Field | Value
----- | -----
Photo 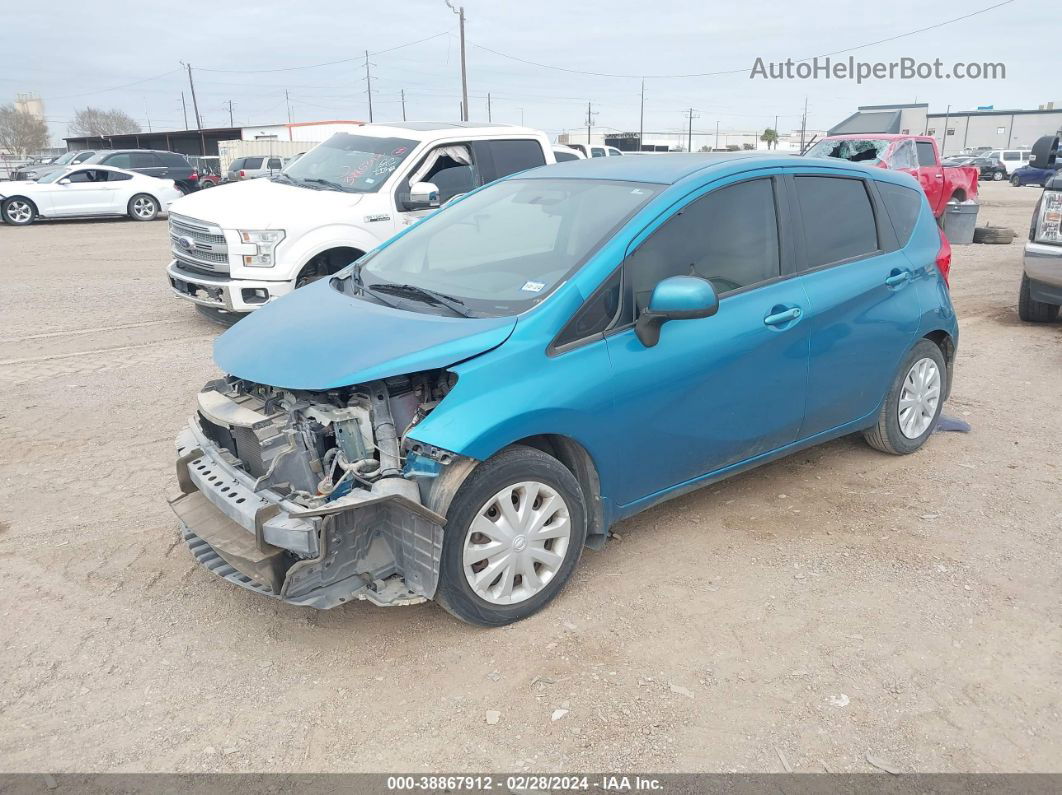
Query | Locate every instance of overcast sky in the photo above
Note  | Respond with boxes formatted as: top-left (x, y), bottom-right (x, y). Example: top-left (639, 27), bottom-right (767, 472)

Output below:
top-left (7, 0), bottom-right (1059, 144)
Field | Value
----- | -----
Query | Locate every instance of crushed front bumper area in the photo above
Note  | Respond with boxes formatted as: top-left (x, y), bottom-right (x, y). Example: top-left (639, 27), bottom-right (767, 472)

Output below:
top-left (170, 424), bottom-right (445, 609)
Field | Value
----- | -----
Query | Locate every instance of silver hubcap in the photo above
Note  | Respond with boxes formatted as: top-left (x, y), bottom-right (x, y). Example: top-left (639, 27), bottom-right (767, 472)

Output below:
top-left (898, 357), bottom-right (941, 439)
top-left (7, 201), bottom-right (31, 222)
top-left (462, 481), bottom-right (571, 605)
top-left (133, 197), bottom-right (155, 218)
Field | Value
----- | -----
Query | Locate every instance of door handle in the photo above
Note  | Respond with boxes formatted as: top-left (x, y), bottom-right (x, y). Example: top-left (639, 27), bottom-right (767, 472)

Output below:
top-left (885, 270), bottom-right (911, 287)
top-left (764, 306), bottom-right (802, 327)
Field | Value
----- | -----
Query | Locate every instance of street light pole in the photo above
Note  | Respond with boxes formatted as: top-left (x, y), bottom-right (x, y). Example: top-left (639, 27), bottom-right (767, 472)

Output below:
top-left (446, 1), bottom-right (469, 121)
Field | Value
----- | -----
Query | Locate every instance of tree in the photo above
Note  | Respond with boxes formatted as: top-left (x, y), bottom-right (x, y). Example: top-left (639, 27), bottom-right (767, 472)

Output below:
top-left (0, 105), bottom-right (49, 157)
top-left (69, 107), bottom-right (141, 137)
top-left (760, 127), bottom-right (779, 150)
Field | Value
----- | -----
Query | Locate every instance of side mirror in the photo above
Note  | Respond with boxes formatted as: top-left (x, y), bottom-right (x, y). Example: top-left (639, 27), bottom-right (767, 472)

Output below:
top-left (57, 178), bottom-right (71, 185)
top-left (404, 181), bottom-right (440, 211)
top-left (635, 275), bottom-right (719, 347)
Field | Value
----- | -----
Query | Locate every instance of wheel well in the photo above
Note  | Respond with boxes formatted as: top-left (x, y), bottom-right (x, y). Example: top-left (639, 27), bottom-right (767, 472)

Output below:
top-left (923, 330), bottom-right (956, 399)
top-left (4, 195), bottom-right (37, 210)
top-left (506, 434), bottom-right (608, 549)
top-left (296, 247), bottom-right (365, 282)
top-left (950, 189), bottom-right (967, 203)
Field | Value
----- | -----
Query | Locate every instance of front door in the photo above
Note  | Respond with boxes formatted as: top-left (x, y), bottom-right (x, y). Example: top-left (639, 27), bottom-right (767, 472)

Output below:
top-left (603, 174), bottom-right (810, 508)
top-left (47, 169), bottom-right (113, 215)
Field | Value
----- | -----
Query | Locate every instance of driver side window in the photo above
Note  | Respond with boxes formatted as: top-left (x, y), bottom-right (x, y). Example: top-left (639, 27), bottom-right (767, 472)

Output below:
top-left (407, 144), bottom-right (477, 206)
top-left (624, 177), bottom-right (780, 314)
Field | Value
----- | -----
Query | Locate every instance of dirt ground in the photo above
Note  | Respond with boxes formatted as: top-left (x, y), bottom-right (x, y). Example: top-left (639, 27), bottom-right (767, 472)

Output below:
top-left (0, 181), bottom-right (1059, 774)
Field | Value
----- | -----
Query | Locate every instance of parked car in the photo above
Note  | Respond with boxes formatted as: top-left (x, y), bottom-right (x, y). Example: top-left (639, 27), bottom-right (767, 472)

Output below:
top-left (169, 153), bottom-right (957, 625)
top-left (1019, 172), bottom-right (1062, 322)
top-left (982, 148), bottom-right (1032, 175)
top-left (0, 164), bottom-right (182, 226)
top-left (552, 144), bottom-right (586, 162)
top-left (12, 149), bottom-right (97, 181)
top-left (967, 157), bottom-right (1007, 181)
top-left (83, 150), bottom-right (200, 194)
top-left (166, 122), bottom-right (557, 320)
top-left (565, 142), bottom-right (624, 158)
top-left (225, 156), bottom-right (284, 182)
top-left (806, 134), bottom-right (978, 218)
top-left (1011, 164), bottom-right (1058, 187)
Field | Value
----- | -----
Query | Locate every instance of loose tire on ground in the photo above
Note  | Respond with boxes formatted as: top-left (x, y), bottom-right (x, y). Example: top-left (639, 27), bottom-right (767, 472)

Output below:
top-left (1018, 273), bottom-right (1060, 323)
top-left (128, 193), bottom-right (160, 221)
top-left (435, 445), bottom-right (587, 626)
top-left (973, 225), bottom-right (1016, 244)
top-left (864, 339), bottom-right (947, 456)
top-left (2, 197), bottom-right (37, 226)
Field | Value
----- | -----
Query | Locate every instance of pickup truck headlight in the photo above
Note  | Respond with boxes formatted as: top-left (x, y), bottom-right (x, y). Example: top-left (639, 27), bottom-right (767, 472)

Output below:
top-left (1034, 190), bottom-right (1062, 245)
top-left (238, 229), bottom-right (285, 266)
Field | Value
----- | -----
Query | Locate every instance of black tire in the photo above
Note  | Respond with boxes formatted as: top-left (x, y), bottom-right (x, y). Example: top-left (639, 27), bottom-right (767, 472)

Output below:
top-left (992, 171), bottom-right (1004, 181)
top-left (864, 340), bottom-right (947, 456)
top-left (127, 193), bottom-right (160, 221)
top-left (2, 196), bottom-right (37, 226)
top-left (1018, 273), bottom-right (1060, 323)
top-left (435, 445), bottom-right (587, 627)
top-left (195, 305), bottom-right (245, 327)
top-left (973, 226), bottom-right (1016, 244)
top-left (1010, 175), bottom-right (1020, 187)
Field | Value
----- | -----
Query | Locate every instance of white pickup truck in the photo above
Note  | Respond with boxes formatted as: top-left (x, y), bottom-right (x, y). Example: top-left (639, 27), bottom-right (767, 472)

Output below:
top-left (166, 122), bottom-right (556, 319)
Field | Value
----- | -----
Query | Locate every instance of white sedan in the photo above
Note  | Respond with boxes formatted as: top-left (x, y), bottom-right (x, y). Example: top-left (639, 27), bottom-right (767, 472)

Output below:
top-left (0, 164), bottom-right (183, 226)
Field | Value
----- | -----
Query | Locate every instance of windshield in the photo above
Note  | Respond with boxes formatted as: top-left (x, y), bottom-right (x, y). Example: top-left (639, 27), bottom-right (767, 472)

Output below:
top-left (806, 138), bottom-right (894, 164)
top-left (52, 151), bottom-right (80, 165)
top-left (350, 177), bottom-right (660, 316)
top-left (282, 133), bottom-right (417, 193)
top-left (37, 169), bottom-right (72, 184)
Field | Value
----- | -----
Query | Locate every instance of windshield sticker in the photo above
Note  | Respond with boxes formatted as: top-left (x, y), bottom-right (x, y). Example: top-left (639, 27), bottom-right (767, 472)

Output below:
top-left (521, 280), bottom-right (546, 293)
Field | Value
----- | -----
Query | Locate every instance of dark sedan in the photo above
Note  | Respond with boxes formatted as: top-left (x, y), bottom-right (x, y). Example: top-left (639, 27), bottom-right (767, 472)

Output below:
top-left (1011, 164), bottom-right (1059, 187)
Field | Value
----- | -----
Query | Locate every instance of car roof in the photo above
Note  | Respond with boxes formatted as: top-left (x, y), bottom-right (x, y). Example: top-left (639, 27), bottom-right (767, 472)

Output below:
top-left (350, 121), bottom-right (543, 141)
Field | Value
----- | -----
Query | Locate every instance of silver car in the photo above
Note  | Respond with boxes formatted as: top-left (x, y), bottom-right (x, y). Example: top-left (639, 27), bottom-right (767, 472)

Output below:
top-left (225, 156), bottom-right (284, 182)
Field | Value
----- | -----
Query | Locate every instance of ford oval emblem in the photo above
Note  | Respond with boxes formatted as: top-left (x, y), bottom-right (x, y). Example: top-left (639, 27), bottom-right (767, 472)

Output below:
top-left (177, 236), bottom-right (196, 251)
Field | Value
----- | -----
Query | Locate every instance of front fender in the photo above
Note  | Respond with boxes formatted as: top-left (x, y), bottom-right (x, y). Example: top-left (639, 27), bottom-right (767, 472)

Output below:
top-left (281, 224), bottom-right (390, 280)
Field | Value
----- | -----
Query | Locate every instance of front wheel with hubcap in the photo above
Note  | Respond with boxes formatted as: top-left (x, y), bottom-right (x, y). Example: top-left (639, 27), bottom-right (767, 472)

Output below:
top-left (864, 339), bottom-right (947, 455)
top-left (1010, 175), bottom-right (1020, 186)
top-left (435, 446), bottom-right (586, 626)
top-left (128, 193), bottom-right (159, 221)
top-left (2, 197), bottom-right (36, 225)
top-left (992, 171), bottom-right (1004, 181)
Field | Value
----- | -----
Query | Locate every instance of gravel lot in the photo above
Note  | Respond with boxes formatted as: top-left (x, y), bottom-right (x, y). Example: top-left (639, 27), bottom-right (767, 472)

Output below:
top-left (0, 182), bottom-right (1059, 773)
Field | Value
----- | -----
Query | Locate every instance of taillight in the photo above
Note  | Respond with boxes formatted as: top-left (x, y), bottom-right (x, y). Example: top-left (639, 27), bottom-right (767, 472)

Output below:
top-left (935, 227), bottom-right (952, 286)
top-left (239, 170), bottom-right (246, 178)
top-left (189, 170), bottom-right (199, 181)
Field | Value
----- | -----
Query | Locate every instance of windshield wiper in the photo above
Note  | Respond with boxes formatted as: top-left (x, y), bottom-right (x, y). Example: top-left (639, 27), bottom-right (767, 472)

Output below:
top-left (270, 172), bottom-right (299, 186)
top-left (332, 262), bottom-right (402, 309)
top-left (369, 283), bottom-right (474, 317)
top-left (302, 177), bottom-right (348, 192)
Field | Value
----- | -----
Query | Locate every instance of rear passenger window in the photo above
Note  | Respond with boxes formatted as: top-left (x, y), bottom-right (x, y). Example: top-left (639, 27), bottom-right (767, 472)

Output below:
top-left (244, 157), bottom-right (264, 169)
top-left (876, 182), bottom-right (922, 246)
top-left (794, 176), bottom-right (879, 268)
top-left (131, 152), bottom-right (160, 168)
top-left (626, 177), bottom-right (780, 312)
top-left (554, 151), bottom-right (579, 162)
top-left (162, 153), bottom-right (188, 166)
top-left (487, 140), bottom-right (546, 180)
top-left (104, 153), bottom-right (132, 169)
top-left (915, 142), bottom-right (937, 167)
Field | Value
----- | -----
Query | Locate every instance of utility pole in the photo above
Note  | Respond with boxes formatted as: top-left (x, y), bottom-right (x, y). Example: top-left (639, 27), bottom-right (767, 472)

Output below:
top-left (585, 101), bottom-right (597, 145)
top-left (183, 62), bottom-right (202, 130)
top-left (684, 107), bottom-right (699, 152)
top-left (940, 103), bottom-right (951, 156)
top-left (799, 96), bottom-right (808, 152)
top-left (401, 89), bottom-right (407, 121)
top-left (284, 90), bottom-right (292, 124)
top-left (715, 120), bottom-right (720, 150)
top-left (364, 51), bottom-right (374, 123)
top-left (487, 92), bottom-right (492, 123)
top-left (518, 107), bottom-right (524, 126)
top-left (639, 79), bottom-right (645, 152)
top-left (227, 100), bottom-right (235, 128)
top-left (773, 114), bottom-right (778, 150)
top-left (445, 2), bottom-right (469, 121)
top-left (181, 92), bottom-right (189, 130)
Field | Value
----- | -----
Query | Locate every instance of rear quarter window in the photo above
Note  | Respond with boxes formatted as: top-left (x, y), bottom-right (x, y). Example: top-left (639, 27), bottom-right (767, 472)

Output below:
top-left (161, 152), bottom-right (189, 166)
top-left (915, 141), bottom-right (937, 167)
top-left (876, 181), bottom-right (922, 247)
top-left (244, 157), bottom-right (264, 169)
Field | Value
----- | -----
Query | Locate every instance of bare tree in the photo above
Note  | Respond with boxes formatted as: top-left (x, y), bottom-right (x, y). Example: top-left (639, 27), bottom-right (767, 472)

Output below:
top-left (0, 105), bottom-right (49, 157)
top-left (69, 107), bottom-right (141, 137)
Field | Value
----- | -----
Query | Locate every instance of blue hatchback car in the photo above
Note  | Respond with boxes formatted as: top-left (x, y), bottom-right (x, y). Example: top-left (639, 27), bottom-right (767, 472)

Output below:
top-left (170, 154), bottom-right (957, 626)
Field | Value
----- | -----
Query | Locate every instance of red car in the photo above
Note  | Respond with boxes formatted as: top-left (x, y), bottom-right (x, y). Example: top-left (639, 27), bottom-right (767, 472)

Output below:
top-left (806, 134), bottom-right (979, 218)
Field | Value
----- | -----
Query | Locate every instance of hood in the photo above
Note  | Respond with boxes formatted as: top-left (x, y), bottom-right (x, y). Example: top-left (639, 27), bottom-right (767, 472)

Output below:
top-left (214, 278), bottom-right (517, 390)
top-left (171, 177), bottom-right (364, 228)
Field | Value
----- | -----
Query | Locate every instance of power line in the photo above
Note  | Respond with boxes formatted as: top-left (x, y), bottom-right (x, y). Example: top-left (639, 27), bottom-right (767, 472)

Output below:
top-left (471, 0), bottom-right (1014, 79)
top-left (48, 69), bottom-right (181, 101)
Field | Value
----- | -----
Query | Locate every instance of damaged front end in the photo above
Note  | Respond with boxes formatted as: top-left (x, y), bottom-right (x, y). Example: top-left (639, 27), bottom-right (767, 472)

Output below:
top-left (169, 371), bottom-right (472, 608)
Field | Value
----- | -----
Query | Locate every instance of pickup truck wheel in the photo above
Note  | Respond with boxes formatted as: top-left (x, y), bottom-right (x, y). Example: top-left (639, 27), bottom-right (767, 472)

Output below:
top-left (128, 194), bottom-right (159, 221)
top-left (2, 197), bottom-right (37, 225)
top-left (864, 340), bottom-right (946, 455)
top-left (1018, 273), bottom-right (1060, 323)
top-left (435, 445), bottom-right (587, 626)
top-left (195, 305), bottom-right (245, 327)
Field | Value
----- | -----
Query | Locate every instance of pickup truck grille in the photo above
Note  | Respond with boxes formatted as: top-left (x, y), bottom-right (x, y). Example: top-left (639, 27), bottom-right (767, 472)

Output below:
top-left (170, 213), bottom-right (230, 273)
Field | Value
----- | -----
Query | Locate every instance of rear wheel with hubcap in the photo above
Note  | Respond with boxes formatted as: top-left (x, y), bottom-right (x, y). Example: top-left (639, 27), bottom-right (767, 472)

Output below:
top-left (128, 193), bottom-right (159, 221)
top-left (2, 197), bottom-right (36, 225)
top-left (864, 339), bottom-right (947, 455)
top-left (436, 446), bottom-right (586, 626)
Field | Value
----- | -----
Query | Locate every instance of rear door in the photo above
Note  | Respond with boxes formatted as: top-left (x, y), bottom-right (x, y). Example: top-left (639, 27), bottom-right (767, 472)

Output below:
top-left (786, 170), bottom-right (921, 438)
top-left (914, 140), bottom-right (944, 212)
top-left (474, 139), bottom-right (547, 185)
